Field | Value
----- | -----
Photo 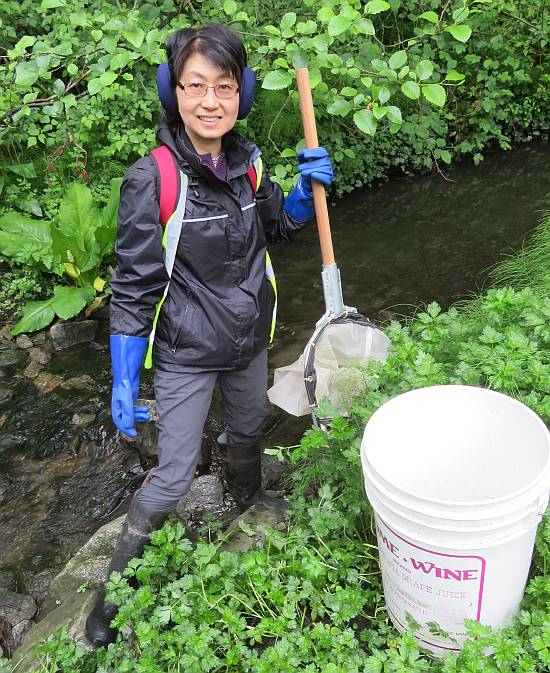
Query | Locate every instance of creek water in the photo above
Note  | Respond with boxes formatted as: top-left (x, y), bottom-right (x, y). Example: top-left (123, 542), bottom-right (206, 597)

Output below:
top-left (1, 141), bottom-right (549, 584)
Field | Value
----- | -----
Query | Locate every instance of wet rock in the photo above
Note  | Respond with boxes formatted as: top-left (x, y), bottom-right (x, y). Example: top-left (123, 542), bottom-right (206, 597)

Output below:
top-left (0, 616), bottom-right (15, 658)
top-left (0, 414), bottom-right (6, 429)
top-left (0, 387), bottom-right (13, 404)
top-left (261, 452), bottom-right (292, 489)
top-left (15, 335), bottom-right (33, 350)
top-left (11, 592), bottom-right (96, 671)
top-left (0, 571), bottom-right (16, 592)
top-left (11, 619), bottom-right (33, 652)
top-left (60, 374), bottom-right (94, 390)
top-left (49, 515), bottom-right (125, 602)
top-left (71, 413), bottom-right (96, 428)
top-left (0, 325), bottom-right (13, 342)
top-left (0, 591), bottom-right (37, 626)
top-left (32, 371), bottom-right (63, 394)
top-left (49, 321), bottom-right (97, 350)
top-left (31, 332), bottom-right (47, 347)
top-left (0, 474), bottom-right (16, 506)
top-left (0, 349), bottom-right (25, 368)
top-left (26, 569), bottom-right (56, 604)
top-left (176, 475), bottom-right (224, 519)
top-left (23, 360), bottom-right (43, 379)
top-left (223, 504), bottom-right (289, 554)
top-left (29, 347), bottom-right (51, 365)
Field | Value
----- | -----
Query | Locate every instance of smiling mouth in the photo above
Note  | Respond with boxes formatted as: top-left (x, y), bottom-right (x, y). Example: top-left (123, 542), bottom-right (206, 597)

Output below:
top-left (197, 116), bottom-right (222, 124)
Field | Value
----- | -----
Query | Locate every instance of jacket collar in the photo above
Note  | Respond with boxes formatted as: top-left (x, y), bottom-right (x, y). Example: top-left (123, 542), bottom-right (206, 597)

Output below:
top-left (156, 119), bottom-right (260, 182)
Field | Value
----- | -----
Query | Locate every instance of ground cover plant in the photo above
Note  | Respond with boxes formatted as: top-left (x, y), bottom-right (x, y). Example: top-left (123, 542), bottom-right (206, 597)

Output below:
top-left (3, 214), bottom-right (549, 672)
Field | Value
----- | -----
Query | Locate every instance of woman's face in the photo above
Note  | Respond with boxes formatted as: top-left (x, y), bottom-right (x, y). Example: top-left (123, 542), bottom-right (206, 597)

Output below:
top-left (176, 52), bottom-right (240, 155)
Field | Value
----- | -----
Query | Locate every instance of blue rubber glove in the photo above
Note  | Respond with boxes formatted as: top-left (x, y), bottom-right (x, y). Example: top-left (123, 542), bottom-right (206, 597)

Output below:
top-left (284, 147), bottom-right (334, 222)
top-left (110, 335), bottom-right (150, 438)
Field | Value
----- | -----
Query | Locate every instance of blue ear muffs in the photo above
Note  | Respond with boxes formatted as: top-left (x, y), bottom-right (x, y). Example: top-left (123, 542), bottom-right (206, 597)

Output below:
top-left (156, 61), bottom-right (256, 120)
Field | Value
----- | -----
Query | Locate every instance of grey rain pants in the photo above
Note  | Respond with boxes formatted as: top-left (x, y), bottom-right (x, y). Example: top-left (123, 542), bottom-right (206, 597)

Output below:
top-left (136, 348), bottom-right (268, 513)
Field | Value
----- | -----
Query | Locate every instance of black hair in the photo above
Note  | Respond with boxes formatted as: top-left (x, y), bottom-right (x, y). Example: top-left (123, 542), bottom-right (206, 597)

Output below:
top-left (164, 24), bottom-right (246, 129)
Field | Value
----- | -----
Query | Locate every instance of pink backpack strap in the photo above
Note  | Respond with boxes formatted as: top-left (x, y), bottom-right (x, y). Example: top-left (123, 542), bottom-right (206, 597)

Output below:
top-left (247, 165), bottom-right (257, 195)
top-left (150, 145), bottom-right (178, 225)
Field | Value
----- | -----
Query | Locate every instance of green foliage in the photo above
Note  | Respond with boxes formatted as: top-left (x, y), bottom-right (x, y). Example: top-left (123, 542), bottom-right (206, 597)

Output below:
top-left (0, 262), bottom-right (48, 321)
top-left (1, 0), bottom-right (548, 208)
top-left (1, 178), bottom-right (121, 333)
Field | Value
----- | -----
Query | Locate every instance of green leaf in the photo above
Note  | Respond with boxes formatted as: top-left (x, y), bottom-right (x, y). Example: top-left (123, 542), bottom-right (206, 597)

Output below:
top-left (52, 286), bottom-right (93, 320)
top-left (15, 35), bottom-right (37, 51)
top-left (55, 183), bottom-right (102, 272)
top-left (122, 27), bottom-right (145, 48)
top-left (401, 80), bottom-right (420, 99)
top-left (53, 79), bottom-right (65, 95)
top-left (389, 50), bottom-right (407, 70)
top-left (67, 63), bottom-right (78, 75)
top-left (446, 24), bottom-right (472, 43)
top-left (110, 51), bottom-right (131, 70)
top-left (262, 70), bottom-right (292, 90)
top-left (327, 100), bottom-right (352, 116)
top-left (0, 213), bottom-right (55, 268)
top-left (41, 0), bottom-right (65, 8)
top-left (439, 150), bottom-right (452, 164)
top-left (422, 83), bottom-right (446, 107)
top-left (99, 71), bottom-right (117, 88)
top-left (223, 0), bottom-right (237, 15)
top-left (386, 105), bottom-right (402, 124)
top-left (312, 33), bottom-right (330, 51)
top-left (378, 86), bottom-right (390, 104)
top-left (11, 299), bottom-right (56, 335)
top-left (416, 59), bottom-right (434, 81)
top-left (328, 15), bottom-right (353, 37)
top-left (444, 70), bottom-right (465, 82)
top-left (356, 18), bottom-right (375, 35)
top-left (87, 77), bottom-right (102, 95)
top-left (280, 12), bottom-right (297, 32)
top-left (97, 178), bottom-right (122, 256)
top-left (6, 162), bottom-right (36, 178)
top-left (365, 0), bottom-right (390, 14)
top-left (353, 108), bottom-right (377, 136)
top-left (418, 11), bottom-right (439, 23)
top-left (15, 62), bottom-right (39, 88)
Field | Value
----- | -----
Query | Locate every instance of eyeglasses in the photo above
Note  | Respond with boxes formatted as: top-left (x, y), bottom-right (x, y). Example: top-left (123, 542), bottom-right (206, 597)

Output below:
top-left (177, 81), bottom-right (239, 99)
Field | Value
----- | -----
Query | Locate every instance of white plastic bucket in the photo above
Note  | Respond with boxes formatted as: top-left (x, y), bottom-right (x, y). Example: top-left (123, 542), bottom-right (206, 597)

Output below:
top-left (360, 385), bottom-right (550, 655)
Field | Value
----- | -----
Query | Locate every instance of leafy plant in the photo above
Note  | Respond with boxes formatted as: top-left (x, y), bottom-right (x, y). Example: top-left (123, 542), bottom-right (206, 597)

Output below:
top-left (0, 178), bottom-right (122, 334)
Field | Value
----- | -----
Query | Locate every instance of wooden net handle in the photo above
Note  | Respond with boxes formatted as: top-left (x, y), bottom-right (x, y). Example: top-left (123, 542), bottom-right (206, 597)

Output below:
top-left (295, 68), bottom-right (335, 266)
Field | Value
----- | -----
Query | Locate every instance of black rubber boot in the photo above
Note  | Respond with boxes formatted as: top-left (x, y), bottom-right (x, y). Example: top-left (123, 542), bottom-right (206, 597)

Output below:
top-left (217, 435), bottom-right (290, 512)
top-left (85, 496), bottom-right (169, 648)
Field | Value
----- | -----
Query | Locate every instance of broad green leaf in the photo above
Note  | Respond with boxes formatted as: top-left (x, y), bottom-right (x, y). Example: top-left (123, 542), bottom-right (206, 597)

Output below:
top-left (15, 35), bottom-right (36, 51)
top-left (328, 15), bottom-right (353, 37)
top-left (91, 29), bottom-right (103, 42)
top-left (378, 86), bottom-right (390, 104)
top-left (11, 299), bottom-right (56, 335)
top-left (262, 70), bottom-right (292, 90)
top-left (41, 0), bottom-right (66, 9)
top-left (389, 50), bottom-right (407, 69)
top-left (353, 108), bottom-right (377, 136)
top-left (446, 24), bottom-right (472, 43)
top-left (15, 62), bottom-right (39, 87)
top-left (122, 27), bottom-right (145, 48)
top-left (401, 80), bottom-right (420, 99)
top-left (418, 11), bottom-right (438, 23)
top-left (52, 285), bottom-right (93, 320)
top-left (444, 70), bottom-right (465, 82)
top-left (88, 77), bottom-right (103, 95)
top-left (317, 6), bottom-right (335, 23)
top-left (416, 59), bottom-right (434, 81)
top-left (373, 105), bottom-right (386, 120)
top-left (55, 183), bottom-right (102, 271)
top-left (0, 213), bottom-right (55, 269)
top-left (386, 105), bottom-right (402, 124)
top-left (67, 63), bottom-right (78, 75)
top-left (97, 178), bottom-right (122, 256)
top-left (439, 150), bottom-right (452, 164)
top-left (99, 71), bottom-right (117, 88)
top-left (53, 79), bottom-right (65, 95)
top-left (327, 100), bottom-right (352, 116)
top-left (110, 51), bottom-right (131, 70)
top-left (6, 162), bottom-right (37, 178)
top-left (312, 33), bottom-right (330, 51)
top-left (341, 87), bottom-right (357, 96)
top-left (365, 0), bottom-right (390, 14)
top-left (223, 0), bottom-right (237, 15)
top-left (422, 83), bottom-right (446, 107)
top-left (356, 18), bottom-right (375, 35)
top-left (281, 12), bottom-right (297, 31)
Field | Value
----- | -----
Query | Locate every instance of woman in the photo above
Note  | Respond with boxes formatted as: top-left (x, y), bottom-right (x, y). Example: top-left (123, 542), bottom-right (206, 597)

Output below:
top-left (86, 24), bottom-right (333, 647)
